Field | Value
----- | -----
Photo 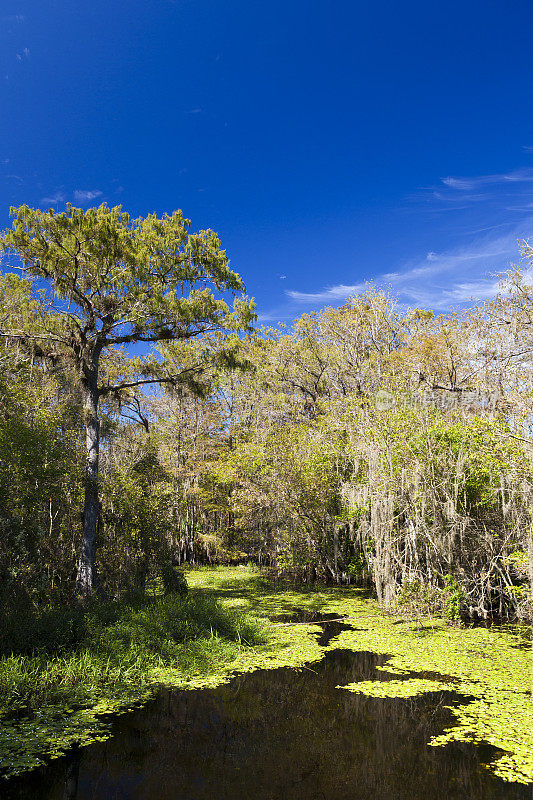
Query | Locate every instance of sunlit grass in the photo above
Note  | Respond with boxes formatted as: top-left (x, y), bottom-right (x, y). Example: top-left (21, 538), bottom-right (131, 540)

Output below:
top-left (0, 590), bottom-right (265, 721)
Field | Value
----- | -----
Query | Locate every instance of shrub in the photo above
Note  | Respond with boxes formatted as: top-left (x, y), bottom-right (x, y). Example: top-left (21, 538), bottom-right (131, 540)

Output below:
top-left (442, 575), bottom-right (466, 622)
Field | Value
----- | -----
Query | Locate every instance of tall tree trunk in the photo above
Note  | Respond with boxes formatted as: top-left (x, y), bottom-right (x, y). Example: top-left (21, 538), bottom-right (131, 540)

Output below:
top-left (76, 367), bottom-right (100, 595)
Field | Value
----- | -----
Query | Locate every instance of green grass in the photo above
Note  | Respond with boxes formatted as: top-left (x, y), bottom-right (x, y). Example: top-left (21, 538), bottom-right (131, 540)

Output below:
top-left (0, 592), bottom-right (264, 718)
top-left (0, 587), bottom-right (267, 777)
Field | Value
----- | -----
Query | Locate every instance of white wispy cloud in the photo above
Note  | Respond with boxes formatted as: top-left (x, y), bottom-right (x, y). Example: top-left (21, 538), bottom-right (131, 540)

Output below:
top-left (73, 189), bottom-right (102, 203)
top-left (441, 176), bottom-right (473, 190)
top-left (441, 167), bottom-right (533, 192)
top-left (16, 47), bottom-right (30, 62)
top-left (256, 310), bottom-right (286, 323)
top-left (40, 189), bottom-right (103, 206)
top-left (408, 159), bottom-right (533, 230)
top-left (263, 153), bottom-right (533, 323)
top-left (396, 233), bottom-right (523, 307)
top-left (3, 14), bottom-right (25, 23)
top-left (41, 191), bottom-right (66, 205)
top-left (282, 227), bottom-right (531, 314)
top-left (287, 282), bottom-right (368, 303)
top-left (442, 279), bottom-right (503, 303)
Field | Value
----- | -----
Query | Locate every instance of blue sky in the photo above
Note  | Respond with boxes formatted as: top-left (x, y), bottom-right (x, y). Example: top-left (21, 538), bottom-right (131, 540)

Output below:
top-left (2, 0), bottom-right (533, 324)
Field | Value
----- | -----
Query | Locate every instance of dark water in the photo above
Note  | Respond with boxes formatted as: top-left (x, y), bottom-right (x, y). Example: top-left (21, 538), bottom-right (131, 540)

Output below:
top-left (269, 609), bottom-right (356, 646)
top-left (3, 618), bottom-right (532, 800)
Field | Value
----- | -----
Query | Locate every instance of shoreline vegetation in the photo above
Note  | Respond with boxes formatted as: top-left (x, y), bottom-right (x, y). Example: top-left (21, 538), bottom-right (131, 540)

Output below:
top-left (0, 566), bottom-right (531, 785)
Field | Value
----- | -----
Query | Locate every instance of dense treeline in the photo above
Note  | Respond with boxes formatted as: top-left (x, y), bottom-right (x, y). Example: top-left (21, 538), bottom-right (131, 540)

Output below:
top-left (196, 285), bottom-right (533, 621)
top-left (0, 205), bottom-right (532, 623)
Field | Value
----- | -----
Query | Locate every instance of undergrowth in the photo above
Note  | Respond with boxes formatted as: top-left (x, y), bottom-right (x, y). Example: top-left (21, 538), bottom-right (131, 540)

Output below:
top-left (0, 591), bottom-right (265, 722)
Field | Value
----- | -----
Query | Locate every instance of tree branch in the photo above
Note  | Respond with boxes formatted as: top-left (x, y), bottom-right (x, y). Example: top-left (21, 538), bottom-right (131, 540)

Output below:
top-left (99, 365), bottom-right (203, 395)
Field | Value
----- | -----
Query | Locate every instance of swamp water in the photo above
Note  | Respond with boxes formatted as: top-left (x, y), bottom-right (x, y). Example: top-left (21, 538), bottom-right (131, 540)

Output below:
top-left (3, 615), bottom-right (531, 800)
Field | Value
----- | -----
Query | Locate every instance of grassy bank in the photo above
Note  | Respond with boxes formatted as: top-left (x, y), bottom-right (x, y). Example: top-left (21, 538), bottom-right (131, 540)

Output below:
top-left (0, 566), bottom-right (531, 785)
top-left (0, 586), bottom-right (266, 777)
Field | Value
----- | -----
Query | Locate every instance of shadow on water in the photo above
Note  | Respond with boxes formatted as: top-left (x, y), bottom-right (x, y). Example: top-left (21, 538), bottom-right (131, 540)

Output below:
top-left (3, 617), bottom-right (532, 800)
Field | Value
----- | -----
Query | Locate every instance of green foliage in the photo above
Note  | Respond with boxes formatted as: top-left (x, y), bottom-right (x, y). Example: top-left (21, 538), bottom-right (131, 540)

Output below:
top-left (503, 549), bottom-right (529, 575)
top-left (0, 204), bottom-right (254, 341)
top-left (442, 574), bottom-right (466, 622)
top-left (0, 350), bottom-right (83, 606)
top-left (160, 564), bottom-right (188, 595)
top-left (395, 576), bottom-right (470, 624)
top-left (346, 553), bottom-right (367, 580)
top-left (90, 593), bottom-right (262, 657)
top-left (0, 607), bottom-right (86, 658)
top-left (396, 581), bottom-right (443, 618)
